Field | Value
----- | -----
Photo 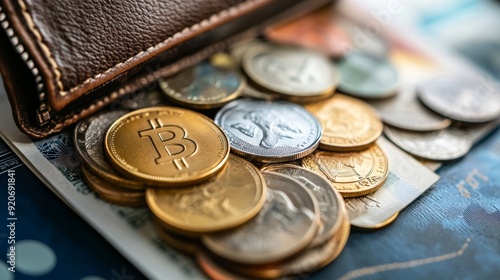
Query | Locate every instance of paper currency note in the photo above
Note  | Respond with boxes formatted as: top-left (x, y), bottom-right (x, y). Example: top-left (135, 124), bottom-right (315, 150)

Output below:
top-left (0, 84), bottom-right (204, 280)
top-left (346, 137), bottom-right (440, 227)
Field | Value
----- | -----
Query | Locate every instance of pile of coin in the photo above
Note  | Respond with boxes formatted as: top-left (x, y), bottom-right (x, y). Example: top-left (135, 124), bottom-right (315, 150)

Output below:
top-left (72, 36), bottom-right (500, 279)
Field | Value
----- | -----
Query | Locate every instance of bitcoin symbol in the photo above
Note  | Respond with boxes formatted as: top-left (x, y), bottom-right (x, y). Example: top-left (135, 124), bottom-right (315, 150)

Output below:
top-left (139, 118), bottom-right (197, 170)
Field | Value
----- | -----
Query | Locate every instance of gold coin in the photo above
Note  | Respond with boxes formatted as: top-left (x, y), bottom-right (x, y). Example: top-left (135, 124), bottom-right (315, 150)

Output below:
top-left (301, 143), bottom-right (389, 198)
top-left (154, 221), bottom-right (200, 255)
top-left (81, 165), bottom-right (146, 207)
top-left (305, 94), bottom-right (383, 151)
top-left (352, 211), bottom-right (399, 231)
top-left (147, 154), bottom-right (267, 233)
top-left (105, 106), bottom-right (230, 187)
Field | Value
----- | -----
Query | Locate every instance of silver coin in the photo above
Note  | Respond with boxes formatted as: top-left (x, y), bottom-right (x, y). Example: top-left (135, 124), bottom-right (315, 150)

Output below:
top-left (214, 99), bottom-right (322, 163)
top-left (74, 110), bottom-right (145, 190)
top-left (336, 51), bottom-right (399, 99)
top-left (384, 126), bottom-right (472, 161)
top-left (202, 171), bottom-right (319, 265)
top-left (368, 84), bottom-right (451, 131)
top-left (242, 44), bottom-right (337, 100)
top-left (159, 62), bottom-right (245, 109)
top-left (261, 164), bottom-right (344, 247)
top-left (418, 75), bottom-right (500, 123)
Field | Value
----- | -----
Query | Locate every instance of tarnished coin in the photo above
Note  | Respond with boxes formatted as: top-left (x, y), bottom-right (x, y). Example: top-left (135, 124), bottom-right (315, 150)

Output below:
top-left (301, 144), bottom-right (389, 198)
top-left (352, 211), bottom-right (399, 230)
top-left (242, 43), bottom-right (337, 102)
top-left (147, 155), bottom-right (266, 233)
top-left (384, 126), bottom-right (472, 161)
top-left (368, 85), bottom-right (451, 131)
top-left (105, 106), bottom-right (230, 187)
top-left (202, 172), bottom-right (319, 265)
top-left (305, 94), bottom-right (383, 151)
top-left (261, 164), bottom-right (344, 246)
top-left (81, 166), bottom-right (146, 207)
top-left (74, 110), bottom-right (145, 190)
top-left (214, 99), bottom-right (322, 163)
top-left (159, 63), bottom-right (245, 109)
top-left (418, 75), bottom-right (500, 123)
top-left (336, 51), bottom-right (399, 99)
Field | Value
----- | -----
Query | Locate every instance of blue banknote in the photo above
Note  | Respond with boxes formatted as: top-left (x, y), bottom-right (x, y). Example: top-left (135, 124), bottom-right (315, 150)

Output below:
top-left (311, 127), bottom-right (500, 280)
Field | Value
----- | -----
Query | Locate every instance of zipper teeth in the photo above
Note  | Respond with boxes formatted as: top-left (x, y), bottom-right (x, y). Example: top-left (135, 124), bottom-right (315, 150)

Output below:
top-left (0, 6), bottom-right (48, 113)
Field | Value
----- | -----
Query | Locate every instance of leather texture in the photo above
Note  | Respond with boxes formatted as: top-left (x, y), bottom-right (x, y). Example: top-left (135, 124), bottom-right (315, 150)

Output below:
top-left (0, 0), bottom-right (331, 138)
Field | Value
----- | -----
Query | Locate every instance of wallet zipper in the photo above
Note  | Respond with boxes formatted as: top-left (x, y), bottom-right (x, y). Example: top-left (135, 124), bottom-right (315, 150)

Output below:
top-left (0, 5), bottom-right (51, 125)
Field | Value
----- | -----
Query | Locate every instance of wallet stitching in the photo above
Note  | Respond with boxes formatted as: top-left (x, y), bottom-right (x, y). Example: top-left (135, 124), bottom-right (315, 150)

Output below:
top-left (18, 0), bottom-right (265, 98)
top-left (18, 0), bottom-right (64, 94)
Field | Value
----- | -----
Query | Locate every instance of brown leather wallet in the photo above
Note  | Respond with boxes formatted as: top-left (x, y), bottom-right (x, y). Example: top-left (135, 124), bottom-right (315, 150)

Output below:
top-left (0, 0), bottom-right (330, 139)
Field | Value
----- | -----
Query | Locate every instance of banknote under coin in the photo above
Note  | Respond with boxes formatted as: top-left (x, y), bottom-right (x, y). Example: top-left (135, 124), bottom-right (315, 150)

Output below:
top-left (158, 62), bottom-right (245, 109)
top-left (418, 74), bottom-right (500, 123)
top-left (74, 110), bottom-right (146, 190)
top-left (105, 106), bottom-right (230, 187)
top-left (146, 155), bottom-right (266, 233)
top-left (345, 137), bottom-right (440, 228)
top-left (81, 165), bottom-right (146, 207)
top-left (368, 84), bottom-right (451, 131)
top-left (242, 43), bottom-right (337, 102)
top-left (301, 143), bottom-right (389, 198)
top-left (261, 164), bottom-right (344, 246)
top-left (384, 126), bottom-right (472, 161)
top-left (202, 172), bottom-right (319, 265)
top-left (336, 51), bottom-right (399, 99)
top-left (305, 94), bottom-right (383, 151)
top-left (214, 99), bottom-right (322, 163)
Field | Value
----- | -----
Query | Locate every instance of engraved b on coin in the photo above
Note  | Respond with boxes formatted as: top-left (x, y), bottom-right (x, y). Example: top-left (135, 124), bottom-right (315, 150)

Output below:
top-left (139, 118), bottom-right (197, 169)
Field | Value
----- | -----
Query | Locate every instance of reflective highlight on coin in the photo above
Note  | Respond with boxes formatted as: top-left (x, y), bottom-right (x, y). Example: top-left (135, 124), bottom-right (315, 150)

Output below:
top-left (105, 106), bottom-right (229, 187)
top-left (336, 52), bottom-right (399, 99)
top-left (215, 99), bottom-right (322, 163)
top-left (261, 164), bottom-right (344, 246)
top-left (384, 126), bottom-right (472, 161)
top-left (159, 63), bottom-right (245, 109)
top-left (418, 75), bottom-right (500, 123)
top-left (306, 94), bottom-right (383, 151)
top-left (202, 172), bottom-right (319, 265)
top-left (147, 155), bottom-right (266, 233)
top-left (301, 144), bottom-right (389, 198)
top-left (242, 44), bottom-right (337, 101)
top-left (74, 110), bottom-right (145, 190)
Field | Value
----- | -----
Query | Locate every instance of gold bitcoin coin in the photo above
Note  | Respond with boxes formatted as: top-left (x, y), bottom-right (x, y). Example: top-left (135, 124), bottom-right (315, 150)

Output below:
top-left (301, 143), bottom-right (389, 198)
top-left (305, 94), bottom-right (383, 151)
top-left (105, 106), bottom-right (230, 187)
top-left (147, 155), bottom-right (266, 233)
top-left (352, 211), bottom-right (399, 231)
top-left (81, 165), bottom-right (146, 207)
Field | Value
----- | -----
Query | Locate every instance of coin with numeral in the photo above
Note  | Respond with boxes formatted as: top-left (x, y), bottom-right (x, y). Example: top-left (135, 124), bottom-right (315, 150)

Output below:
top-left (159, 62), bottom-right (245, 110)
top-left (104, 107), bottom-right (230, 187)
top-left (242, 43), bottom-right (337, 102)
top-left (301, 144), bottom-right (389, 198)
top-left (214, 99), bottom-right (322, 163)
